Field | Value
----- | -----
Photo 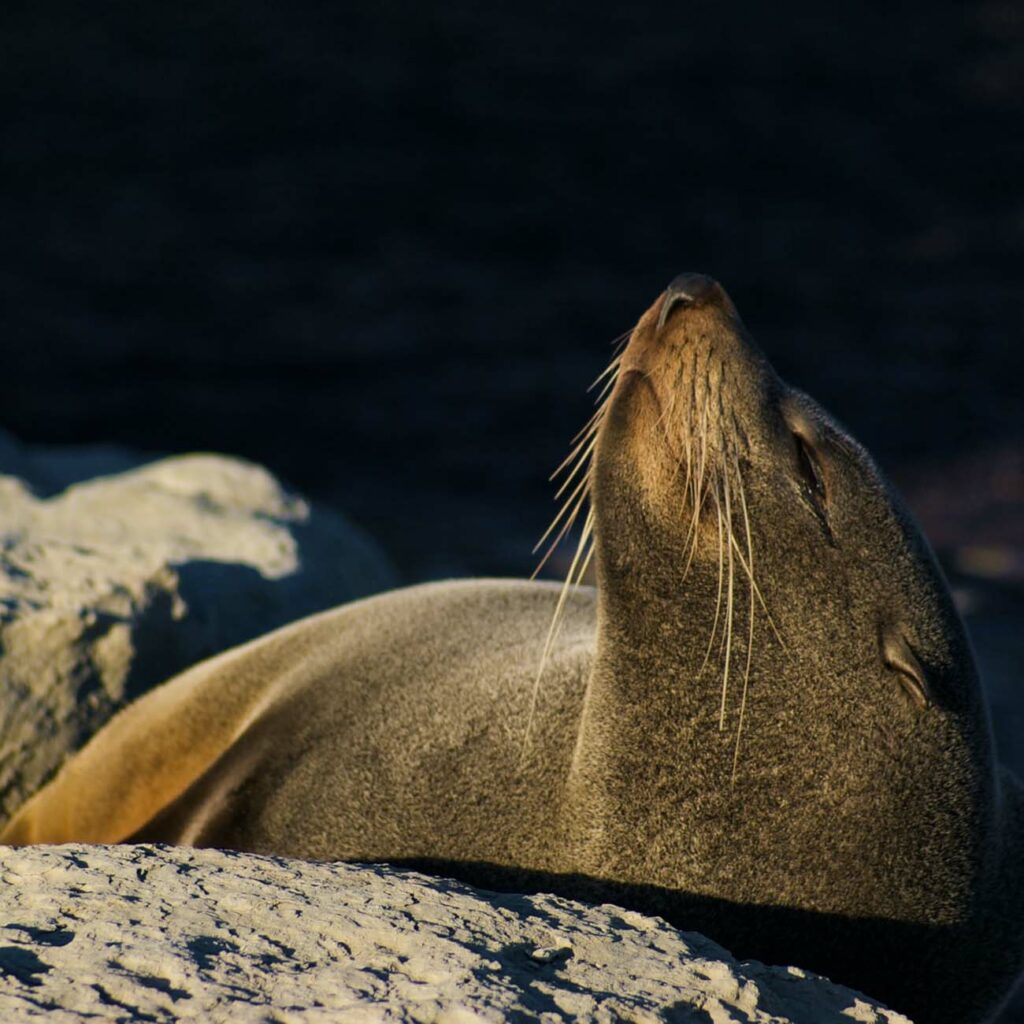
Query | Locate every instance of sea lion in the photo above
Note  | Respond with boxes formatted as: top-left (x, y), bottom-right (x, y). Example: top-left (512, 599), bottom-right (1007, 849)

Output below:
top-left (4, 274), bottom-right (1022, 1023)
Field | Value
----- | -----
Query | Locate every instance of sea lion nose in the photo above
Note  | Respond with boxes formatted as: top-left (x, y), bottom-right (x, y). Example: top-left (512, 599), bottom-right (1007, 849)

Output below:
top-left (657, 273), bottom-right (723, 329)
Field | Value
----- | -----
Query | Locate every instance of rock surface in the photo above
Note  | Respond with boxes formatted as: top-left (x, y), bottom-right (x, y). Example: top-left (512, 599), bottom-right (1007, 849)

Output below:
top-left (0, 844), bottom-right (911, 1023)
top-left (0, 432), bottom-right (396, 824)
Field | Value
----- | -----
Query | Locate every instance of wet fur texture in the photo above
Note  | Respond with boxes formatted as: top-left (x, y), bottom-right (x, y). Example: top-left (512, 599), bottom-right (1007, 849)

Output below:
top-left (4, 279), bottom-right (1023, 1023)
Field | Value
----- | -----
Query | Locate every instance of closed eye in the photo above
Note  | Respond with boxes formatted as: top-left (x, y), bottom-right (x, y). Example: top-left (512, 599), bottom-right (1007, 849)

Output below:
top-left (796, 434), bottom-right (825, 503)
top-left (793, 432), bottom-right (834, 543)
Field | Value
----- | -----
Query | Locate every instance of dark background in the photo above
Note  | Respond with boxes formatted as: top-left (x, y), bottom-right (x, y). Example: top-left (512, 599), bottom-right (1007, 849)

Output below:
top-left (2, 1), bottom-right (1024, 1014)
top-left (3, 1), bottom-right (1021, 578)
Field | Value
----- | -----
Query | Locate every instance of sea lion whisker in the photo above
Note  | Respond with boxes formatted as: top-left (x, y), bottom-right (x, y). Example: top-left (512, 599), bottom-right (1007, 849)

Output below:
top-left (569, 406), bottom-right (607, 446)
top-left (591, 373), bottom-right (620, 408)
top-left (665, 383), bottom-right (701, 579)
top-left (610, 327), bottom-right (634, 355)
top-left (565, 396), bottom-right (615, 460)
top-left (682, 388), bottom-right (714, 580)
top-left (731, 459), bottom-right (757, 783)
top-left (674, 390), bottom-right (699, 523)
top-left (653, 372), bottom-right (682, 435)
top-left (726, 532), bottom-right (786, 652)
top-left (588, 354), bottom-right (623, 392)
top-left (552, 430), bottom-right (597, 480)
top-left (719, 460), bottom-right (736, 732)
top-left (569, 366), bottom-right (620, 446)
top-left (531, 490), bottom-right (589, 578)
top-left (682, 422), bottom-right (695, 501)
top-left (533, 473), bottom-right (591, 554)
top-left (697, 484), bottom-right (727, 681)
top-left (573, 534), bottom-right (595, 591)
top-left (535, 359), bottom-right (617, 583)
top-left (680, 476), bottom-right (708, 581)
top-left (694, 386), bottom-right (712, 512)
top-left (523, 506), bottom-right (595, 762)
top-left (665, 386), bottom-right (692, 500)
top-left (553, 435), bottom-right (599, 499)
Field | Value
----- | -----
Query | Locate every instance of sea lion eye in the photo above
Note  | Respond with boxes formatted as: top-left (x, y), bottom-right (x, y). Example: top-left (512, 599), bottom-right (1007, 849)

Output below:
top-left (882, 631), bottom-right (932, 710)
top-left (794, 434), bottom-right (826, 506)
top-left (791, 432), bottom-right (833, 544)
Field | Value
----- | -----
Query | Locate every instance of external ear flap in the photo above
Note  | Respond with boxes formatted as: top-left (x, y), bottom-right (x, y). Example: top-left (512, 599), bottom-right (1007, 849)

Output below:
top-left (882, 628), bottom-right (932, 710)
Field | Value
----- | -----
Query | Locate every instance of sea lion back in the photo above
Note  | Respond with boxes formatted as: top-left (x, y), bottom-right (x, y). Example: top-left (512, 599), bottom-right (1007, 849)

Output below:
top-left (1, 579), bottom-right (595, 861)
top-left (136, 578), bottom-right (595, 865)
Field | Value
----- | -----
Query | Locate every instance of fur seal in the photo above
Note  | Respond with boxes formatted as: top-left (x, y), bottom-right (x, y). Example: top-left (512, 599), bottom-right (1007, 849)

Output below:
top-left (4, 274), bottom-right (1022, 1023)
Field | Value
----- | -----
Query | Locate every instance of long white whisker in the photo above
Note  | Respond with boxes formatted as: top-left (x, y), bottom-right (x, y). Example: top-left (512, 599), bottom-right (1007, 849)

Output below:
top-left (718, 460), bottom-right (735, 732)
top-left (611, 329), bottom-right (634, 356)
top-left (522, 506), bottom-right (595, 762)
top-left (525, 346), bottom-right (623, 768)
top-left (698, 486), bottom-right (726, 680)
top-left (531, 487), bottom-right (588, 578)
top-left (685, 388), bottom-right (713, 574)
top-left (569, 406), bottom-right (607, 446)
top-left (554, 435), bottom-right (599, 499)
top-left (731, 458), bottom-right (757, 783)
top-left (533, 473), bottom-right (591, 554)
top-left (588, 354), bottom-right (623, 392)
top-left (728, 532), bottom-right (786, 652)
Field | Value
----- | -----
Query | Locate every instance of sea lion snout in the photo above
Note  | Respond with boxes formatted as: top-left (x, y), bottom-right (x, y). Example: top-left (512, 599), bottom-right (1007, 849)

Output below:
top-left (626, 271), bottom-right (736, 378)
top-left (657, 272), bottom-right (727, 329)
top-left (619, 273), bottom-right (761, 465)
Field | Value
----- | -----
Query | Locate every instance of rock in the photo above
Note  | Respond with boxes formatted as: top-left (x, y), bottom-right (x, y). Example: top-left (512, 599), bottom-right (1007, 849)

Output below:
top-left (0, 844), bottom-right (912, 1023)
top-left (0, 431), bottom-right (396, 824)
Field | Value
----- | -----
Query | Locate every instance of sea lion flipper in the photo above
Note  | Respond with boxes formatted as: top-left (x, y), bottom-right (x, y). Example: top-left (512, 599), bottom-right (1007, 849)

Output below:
top-left (0, 642), bottom-right (285, 845)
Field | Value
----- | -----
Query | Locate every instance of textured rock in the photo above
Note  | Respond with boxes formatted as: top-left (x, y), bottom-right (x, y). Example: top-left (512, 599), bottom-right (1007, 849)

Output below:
top-left (0, 431), bottom-right (396, 823)
top-left (0, 844), bottom-right (911, 1023)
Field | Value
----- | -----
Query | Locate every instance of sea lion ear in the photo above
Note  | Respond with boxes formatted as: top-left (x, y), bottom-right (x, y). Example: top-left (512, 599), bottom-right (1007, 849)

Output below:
top-left (881, 627), bottom-right (932, 710)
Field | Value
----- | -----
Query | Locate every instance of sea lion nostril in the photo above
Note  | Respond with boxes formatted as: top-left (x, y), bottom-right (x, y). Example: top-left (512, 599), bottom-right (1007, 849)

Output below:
top-left (657, 273), bottom-right (721, 329)
top-left (667, 272), bottom-right (718, 301)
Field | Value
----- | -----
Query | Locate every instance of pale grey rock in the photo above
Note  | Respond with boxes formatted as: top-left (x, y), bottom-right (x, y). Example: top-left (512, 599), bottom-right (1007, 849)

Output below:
top-left (0, 844), bottom-right (912, 1023)
top-left (0, 431), bottom-right (396, 823)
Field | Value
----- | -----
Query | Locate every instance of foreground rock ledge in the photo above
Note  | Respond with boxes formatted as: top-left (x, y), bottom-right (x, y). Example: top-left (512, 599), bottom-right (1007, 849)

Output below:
top-left (0, 845), bottom-right (910, 1023)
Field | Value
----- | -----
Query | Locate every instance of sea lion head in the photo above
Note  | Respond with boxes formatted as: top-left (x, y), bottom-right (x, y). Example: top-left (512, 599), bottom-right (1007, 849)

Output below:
top-left (574, 274), bottom-right (1002, 935)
